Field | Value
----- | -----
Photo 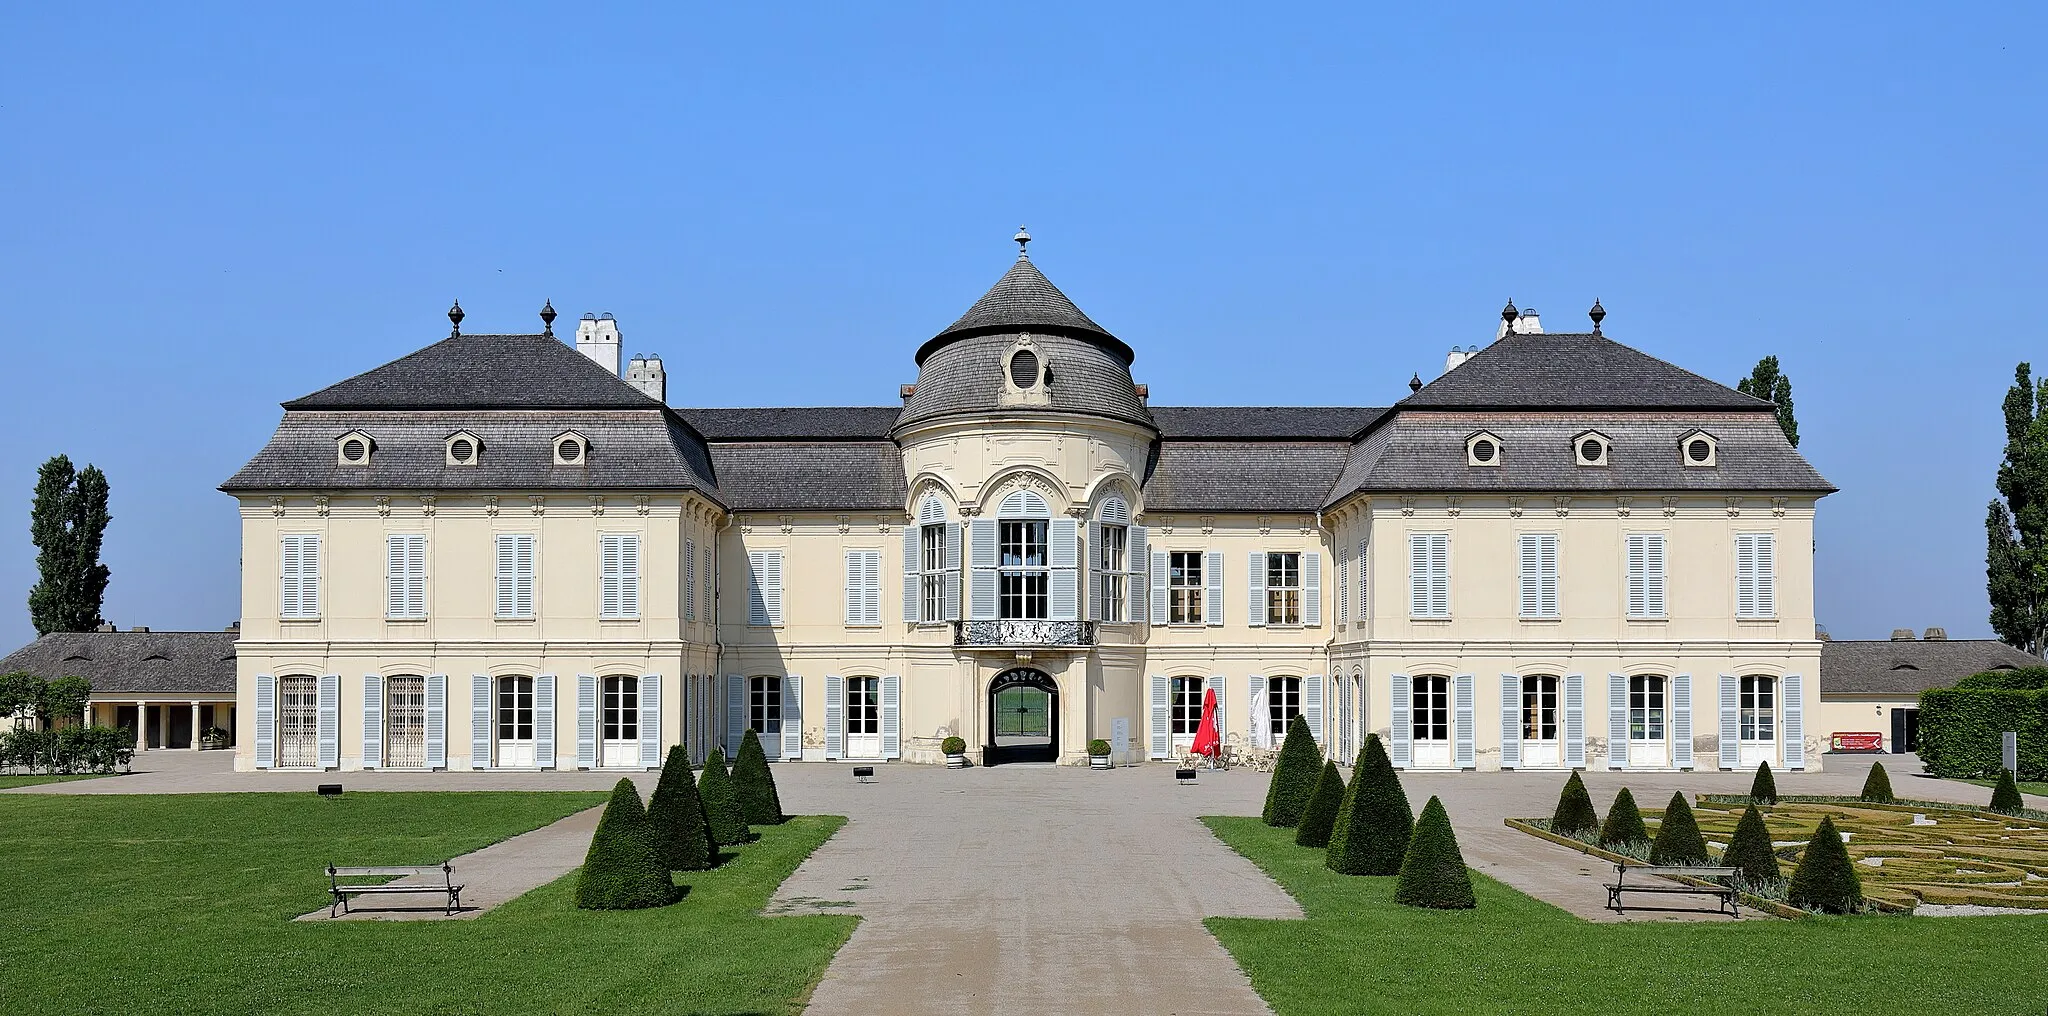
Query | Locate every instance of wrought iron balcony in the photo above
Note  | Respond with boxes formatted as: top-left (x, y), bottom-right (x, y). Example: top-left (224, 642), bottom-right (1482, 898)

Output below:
top-left (953, 619), bottom-right (1096, 648)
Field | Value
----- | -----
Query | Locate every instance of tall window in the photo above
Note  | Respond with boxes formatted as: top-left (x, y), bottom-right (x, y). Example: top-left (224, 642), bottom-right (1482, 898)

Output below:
top-left (599, 534), bottom-right (641, 620)
top-left (845, 550), bottom-right (881, 626)
top-left (1266, 552), bottom-right (1302, 625)
top-left (999, 519), bottom-right (1049, 619)
top-left (279, 535), bottom-right (322, 620)
top-left (1169, 552), bottom-right (1205, 624)
top-left (1268, 675), bottom-right (1302, 738)
top-left (1521, 675), bottom-right (1559, 741)
top-left (1411, 675), bottom-right (1450, 741)
top-left (497, 676), bottom-right (534, 742)
top-left (495, 534), bottom-right (535, 619)
top-left (846, 676), bottom-right (880, 736)
top-left (385, 675), bottom-right (426, 768)
top-left (1170, 676), bottom-right (1204, 736)
top-left (1740, 675), bottom-right (1776, 741)
top-left (1625, 533), bottom-right (1666, 619)
top-left (276, 675), bottom-right (319, 767)
top-left (920, 522), bottom-right (946, 622)
top-left (1409, 533), bottom-right (1449, 618)
top-left (1628, 675), bottom-right (1666, 741)
top-left (602, 675), bottom-right (638, 743)
top-left (1098, 523), bottom-right (1128, 623)
top-left (1736, 533), bottom-right (1777, 618)
top-left (386, 534), bottom-right (427, 619)
top-left (1517, 533), bottom-right (1558, 619)
top-left (750, 676), bottom-right (782, 735)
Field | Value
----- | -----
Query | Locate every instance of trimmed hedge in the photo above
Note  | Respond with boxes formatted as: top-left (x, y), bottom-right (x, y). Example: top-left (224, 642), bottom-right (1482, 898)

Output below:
top-left (1262, 721), bottom-right (1324, 827)
top-left (647, 744), bottom-right (713, 871)
top-left (1721, 804), bottom-right (1781, 884)
top-left (1326, 733), bottom-right (1413, 876)
top-left (697, 750), bottom-right (750, 846)
top-left (1859, 761), bottom-right (1896, 804)
top-left (575, 779), bottom-right (680, 910)
top-left (1295, 761), bottom-right (1345, 848)
top-left (1649, 792), bottom-right (1710, 865)
top-left (1990, 769), bottom-right (2026, 814)
top-left (1787, 815), bottom-right (1863, 914)
top-left (1598, 788), bottom-right (1648, 850)
top-left (1956, 667), bottom-right (2048, 691)
top-left (1749, 761), bottom-right (1778, 805)
top-left (732, 729), bottom-right (786, 825)
top-left (1549, 772), bottom-right (1599, 837)
top-left (1395, 796), bottom-right (1476, 909)
top-left (1917, 681), bottom-right (2047, 780)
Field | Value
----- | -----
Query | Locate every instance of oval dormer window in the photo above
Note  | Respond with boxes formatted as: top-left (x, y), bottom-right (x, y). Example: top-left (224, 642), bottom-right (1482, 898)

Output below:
top-left (1009, 349), bottom-right (1040, 389)
top-left (1472, 439), bottom-right (1496, 463)
top-left (1580, 439), bottom-right (1604, 463)
top-left (1688, 439), bottom-right (1711, 463)
top-left (341, 439), bottom-right (367, 463)
top-left (449, 439), bottom-right (474, 463)
top-left (558, 439), bottom-right (583, 463)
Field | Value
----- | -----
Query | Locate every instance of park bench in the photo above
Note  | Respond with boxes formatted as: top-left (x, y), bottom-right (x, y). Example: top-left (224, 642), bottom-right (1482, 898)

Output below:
top-left (326, 862), bottom-right (464, 917)
top-left (1604, 862), bottom-right (1739, 917)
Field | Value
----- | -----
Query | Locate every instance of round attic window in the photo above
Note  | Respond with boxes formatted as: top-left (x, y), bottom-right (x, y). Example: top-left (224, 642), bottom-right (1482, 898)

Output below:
top-left (1009, 349), bottom-right (1040, 389)
top-left (1580, 438), bottom-right (1604, 462)
top-left (450, 439), bottom-right (474, 463)
top-left (1471, 439), bottom-right (1496, 463)
top-left (1687, 439), bottom-right (1712, 462)
top-left (341, 439), bottom-right (367, 462)
top-left (558, 439), bottom-right (583, 463)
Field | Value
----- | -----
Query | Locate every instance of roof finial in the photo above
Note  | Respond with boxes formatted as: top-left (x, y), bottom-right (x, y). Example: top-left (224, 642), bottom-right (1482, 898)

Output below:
top-left (1014, 225), bottom-right (1031, 258)
top-left (540, 299), bottom-right (557, 338)
top-left (1501, 298), bottom-right (1518, 328)
top-left (1588, 297), bottom-right (1605, 335)
top-left (448, 299), bottom-right (465, 337)
top-left (1408, 372), bottom-right (1424, 394)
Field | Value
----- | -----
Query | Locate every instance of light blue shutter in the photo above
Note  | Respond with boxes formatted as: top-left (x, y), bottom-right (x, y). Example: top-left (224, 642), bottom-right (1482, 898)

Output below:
top-left (1087, 521), bottom-right (1103, 622)
top-left (1356, 537), bottom-right (1368, 620)
top-left (844, 551), bottom-right (863, 626)
top-left (1049, 517), bottom-right (1079, 621)
top-left (255, 674), bottom-right (274, 769)
top-left (748, 551), bottom-right (770, 626)
top-left (1303, 553), bottom-right (1322, 626)
top-left (576, 674), bottom-right (597, 769)
top-left (1126, 526), bottom-right (1147, 623)
top-left (1337, 675), bottom-right (1353, 761)
top-left (1205, 551), bottom-right (1224, 626)
top-left (1247, 552), bottom-right (1267, 626)
top-left (1149, 676), bottom-right (1170, 759)
top-left (1644, 534), bottom-right (1666, 618)
top-left (1518, 534), bottom-right (1540, 618)
top-left (781, 676), bottom-right (802, 760)
top-left (764, 550), bottom-right (783, 626)
top-left (1337, 550), bottom-right (1348, 626)
top-left (943, 523), bottom-right (962, 621)
top-left (1410, 534), bottom-right (1429, 616)
top-left (317, 674), bottom-right (339, 770)
top-left (968, 519), bottom-right (997, 620)
top-left (362, 675), bottom-right (383, 769)
top-left (824, 675), bottom-right (844, 759)
top-left (1563, 673), bottom-right (1584, 768)
top-left (1672, 673), bottom-right (1694, 770)
top-left (1303, 675), bottom-right (1325, 755)
top-left (727, 674), bottom-right (747, 754)
top-left (903, 530), bottom-right (920, 623)
top-left (1453, 674), bottom-right (1475, 769)
top-left (1608, 673), bottom-right (1629, 770)
top-left (1247, 675), bottom-right (1268, 749)
top-left (1204, 674), bottom-right (1227, 744)
top-left (639, 675), bottom-right (660, 768)
top-left (685, 538), bottom-right (697, 622)
top-left (1782, 674), bottom-right (1805, 770)
top-left (1390, 674), bottom-right (1411, 768)
top-left (425, 674), bottom-right (447, 769)
top-left (1150, 550), bottom-right (1169, 625)
top-left (1539, 535), bottom-right (1558, 618)
top-left (471, 674), bottom-right (492, 770)
top-left (535, 674), bottom-right (556, 769)
top-left (1718, 673), bottom-right (1741, 770)
top-left (1499, 674), bottom-right (1520, 769)
top-left (881, 674), bottom-right (901, 759)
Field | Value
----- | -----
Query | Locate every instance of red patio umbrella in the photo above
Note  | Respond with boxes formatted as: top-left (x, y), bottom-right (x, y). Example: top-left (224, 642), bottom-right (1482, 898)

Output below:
top-left (1190, 687), bottom-right (1221, 759)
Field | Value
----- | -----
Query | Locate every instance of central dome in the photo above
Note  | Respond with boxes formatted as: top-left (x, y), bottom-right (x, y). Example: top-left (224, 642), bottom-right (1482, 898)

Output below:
top-left (913, 255), bottom-right (1134, 366)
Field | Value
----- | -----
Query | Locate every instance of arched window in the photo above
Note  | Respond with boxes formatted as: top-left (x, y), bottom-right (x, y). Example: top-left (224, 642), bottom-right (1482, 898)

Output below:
top-left (917, 496), bottom-right (950, 623)
top-left (383, 675), bottom-right (426, 768)
top-left (496, 675), bottom-right (534, 767)
top-left (601, 675), bottom-right (638, 767)
top-left (276, 675), bottom-right (319, 768)
top-left (1520, 674), bottom-right (1559, 742)
top-left (1411, 675), bottom-right (1450, 743)
top-left (1268, 675), bottom-right (1302, 739)
top-left (749, 676), bottom-right (782, 735)
top-left (1628, 674), bottom-right (1666, 742)
top-left (1097, 495), bottom-right (1131, 623)
top-left (1170, 676), bottom-right (1204, 740)
top-left (1739, 675), bottom-right (1777, 744)
top-left (845, 676), bottom-right (881, 757)
top-left (998, 489), bottom-right (1050, 619)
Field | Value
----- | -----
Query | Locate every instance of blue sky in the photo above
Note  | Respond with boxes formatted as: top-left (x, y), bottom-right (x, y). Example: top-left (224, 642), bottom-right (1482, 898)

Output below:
top-left (1, 4), bottom-right (2042, 649)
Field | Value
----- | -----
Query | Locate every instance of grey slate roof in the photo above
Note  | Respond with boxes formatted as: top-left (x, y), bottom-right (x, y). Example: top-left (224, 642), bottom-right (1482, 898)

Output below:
top-left (1402, 331), bottom-right (1772, 411)
top-left (918, 255), bottom-right (1128, 361)
top-left (897, 331), bottom-right (1156, 431)
top-left (1150, 407), bottom-right (1387, 440)
top-left (284, 333), bottom-right (665, 410)
top-left (1821, 638), bottom-right (2039, 696)
top-left (679, 407), bottom-right (901, 441)
top-left (707, 442), bottom-right (907, 512)
top-left (0, 631), bottom-right (238, 696)
top-left (1144, 441), bottom-right (1354, 513)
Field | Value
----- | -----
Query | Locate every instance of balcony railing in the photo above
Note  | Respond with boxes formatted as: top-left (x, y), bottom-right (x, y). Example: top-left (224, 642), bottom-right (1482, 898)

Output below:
top-left (953, 619), bottom-right (1096, 648)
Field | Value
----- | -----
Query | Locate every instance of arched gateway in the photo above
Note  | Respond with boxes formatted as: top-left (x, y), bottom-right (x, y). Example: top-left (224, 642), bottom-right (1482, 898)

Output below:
top-left (987, 669), bottom-right (1058, 765)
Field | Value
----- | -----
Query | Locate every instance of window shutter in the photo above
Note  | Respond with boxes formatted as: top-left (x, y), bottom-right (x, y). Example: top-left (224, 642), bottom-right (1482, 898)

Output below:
top-left (305, 536), bottom-right (322, 618)
top-left (1429, 534), bottom-right (1449, 618)
top-left (1049, 517), bottom-right (1079, 621)
top-left (1390, 674), bottom-right (1411, 768)
top-left (942, 522), bottom-right (963, 621)
top-left (1205, 674), bottom-right (1228, 744)
top-left (1453, 674), bottom-right (1475, 769)
top-left (576, 674), bottom-right (597, 769)
top-left (824, 675), bottom-right (844, 759)
top-left (686, 538), bottom-right (697, 622)
top-left (1356, 538), bottom-right (1368, 620)
top-left (407, 536), bottom-right (426, 618)
top-left (1087, 521), bottom-right (1104, 623)
top-left (781, 676), bottom-right (802, 760)
top-left (766, 549), bottom-right (784, 626)
top-left (1150, 550), bottom-right (1169, 625)
top-left (1247, 552), bottom-right (1267, 626)
top-left (881, 674), bottom-right (901, 759)
top-left (968, 519), bottom-right (997, 620)
top-left (903, 530), bottom-right (920, 623)
top-left (749, 551), bottom-right (770, 626)
top-left (1303, 675), bottom-right (1325, 756)
top-left (1149, 675), bottom-right (1170, 759)
top-left (535, 674), bottom-right (556, 769)
top-left (1410, 534), bottom-right (1428, 616)
top-left (496, 535), bottom-right (518, 618)
top-left (387, 536), bottom-right (408, 618)
top-left (845, 551), bottom-right (863, 626)
top-left (1205, 551), bottom-right (1224, 626)
top-left (1626, 534), bottom-right (1647, 618)
top-left (1125, 525), bottom-right (1147, 623)
top-left (1538, 535), bottom-right (1557, 618)
top-left (600, 536), bottom-right (623, 618)
top-left (1337, 551), bottom-right (1348, 626)
top-left (1672, 673), bottom-right (1693, 769)
top-left (1247, 675), bottom-right (1268, 749)
top-left (362, 674), bottom-right (383, 769)
top-left (620, 535), bottom-right (641, 618)
top-left (255, 674), bottom-right (274, 769)
top-left (638, 674), bottom-right (660, 768)
top-left (1756, 534), bottom-right (1776, 618)
top-left (280, 538), bottom-right (300, 619)
top-left (1607, 673), bottom-right (1629, 770)
top-left (1782, 673), bottom-right (1805, 770)
top-left (1518, 534), bottom-right (1540, 618)
top-left (1499, 674), bottom-right (1520, 769)
top-left (1644, 534), bottom-right (1666, 618)
top-left (317, 674), bottom-right (339, 770)
top-left (1719, 673), bottom-right (1741, 769)
top-left (470, 673), bottom-right (491, 770)
top-left (425, 674), bottom-right (447, 769)
top-left (1735, 535), bottom-right (1758, 618)
top-left (1303, 552), bottom-right (1322, 626)
top-left (726, 673), bottom-right (747, 756)
top-left (865, 551), bottom-right (882, 626)
top-left (1563, 673), bottom-right (1585, 768)
top-left (1337, 675), bottom-right (1353, 762)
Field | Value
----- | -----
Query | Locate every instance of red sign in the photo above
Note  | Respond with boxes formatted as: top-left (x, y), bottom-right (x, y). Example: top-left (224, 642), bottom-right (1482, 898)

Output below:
top-left (1831, 732), bottom-right (1884, 751)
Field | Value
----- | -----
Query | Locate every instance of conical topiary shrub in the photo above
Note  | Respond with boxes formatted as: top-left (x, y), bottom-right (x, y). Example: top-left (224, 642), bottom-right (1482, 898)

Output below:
top-left (646, 744), bottom-right (713, 871)
top-left (1787, 816), bottom-right (1863, 914)
top-left (1598, 788), bottom-right (1649, 851)
top-left (697, 749), bottom-right (749, 846)
top-left (1859, 761), bottom-right (1896, 804)
top-left (1721, 804), bottom-right (1781, 885)
top-left (1326, 733), bottom-right (1414, 875)
top-left (1262, 721), bottom-right (1324, 827)
top-left (1395, 796), bottom-right (1476, 909)
top-left (576, 779), bottom-right (680, 910)
top-left (1295, 761), bottom-right (1346, 848)
top-left (1550, 772), bottom-right (1599, 838)
top-left (1989, 769), bottom-right (2026, 815)
top-left (1750, 761), bottom-right (1779, 805)
top-left (732, 729), bottom-right (786, 825)
top-left (1649, 791), bottom-right (1710, 866)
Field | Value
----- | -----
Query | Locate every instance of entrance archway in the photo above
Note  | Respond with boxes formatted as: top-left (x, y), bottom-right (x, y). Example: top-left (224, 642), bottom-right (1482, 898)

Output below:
top-left (987, 669), bottom-right (1058, 765)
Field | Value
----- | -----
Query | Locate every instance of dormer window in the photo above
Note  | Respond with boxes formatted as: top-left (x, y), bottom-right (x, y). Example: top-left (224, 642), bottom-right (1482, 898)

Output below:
top-left (445, 431), bottom-right (482, 467)
top-left (1466, 431), bottom-right (1502, 467)
top-left (337, 431), bottom-right (374, 466)
top-left (1680, 430), bottom-right (1718, 467)
top-left (554, 431), bottom-right (588, 466)
top-left (1574, 431), bottom-right (1611, 467)
top-left (1009, 348), bottom-right (1041, 389)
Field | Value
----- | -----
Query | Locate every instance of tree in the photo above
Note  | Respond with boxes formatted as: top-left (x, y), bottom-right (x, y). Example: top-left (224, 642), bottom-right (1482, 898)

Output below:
top-left (1737, 355), bottom-right (1798, 447)
top-left (647, 745), bottom-right (713, 871)
top-left (0, 673), bottom-right (45, 724)
top-left (1859, 761), bottom-right (1896, 804)
top-left (731, 729), bottom-right (786, 825)
top-left (1262, 720), bottom-right (1324, 827)
top-left (1749, 761), bottom-right (1779, 805)
top-left (1786, 816), bottom-right (1863, 914)
top-left (1294, 761), bottom-right (1345, 848)
top-left (575, 779), bottom-right (680, 910)
top-left (41, 677), bottom-right (90, 729)
top-left (27, 455), bottom-right (113, 636)
top-left (1989, 769), bottom-right (2026, 815)
top-left (1721, 804), bottom-right (1782, 885)
top-left (1549, 772), bottom-right (1599, 837)
top-left (1394, 796), bottom-right (1476, 909)
top-left (1986, 363), bottom-right (2048, 655)
top-left (1326, 734), bottom-right (1414, 876)
top-left (1649, 792), bottom-right (1710, 865)
top-left (1598, 788), bottom-right (1649, 850)
top-left (697, 749), bottom-right (749, 846)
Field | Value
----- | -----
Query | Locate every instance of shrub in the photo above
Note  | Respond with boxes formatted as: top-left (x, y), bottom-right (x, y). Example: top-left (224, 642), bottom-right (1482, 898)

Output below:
top-left (1990, 769), bottom-right (2026, 814)
top-left (575, 779), bottom-right (680, 910)
top-left (1786, 815), bottom-right (1863, 914)
top-left (1956, 667), bottom-right (2048, 691)
top-left (732, 729), bottom-right (786, 826)
top-left (941, 735), bottom-right (966, 755)
top-left (1261, 721), bottom-right (1323, 828)
top-left (1327, 733), bottom-right (1413, 875)
top-left (1649, 792), bottom-right (1710, 865)
top-left (1087, 738), bottom-right (1111, 757)
top-left (1916, 684), bottom-right (2047, 780)
top-left (1859, 761), bottom-right (1896, 804)
top-left (1749, 761), bottom-right (1778, 804)
top-left (1549, 772), bottom-right (1599, 837)
top-left (1294, 761), bottom-right (1345, 848)
top-left (1721, 804), bottom-right (1781, 884)
top-left (1598, 788), bottom-right (1648, 850)
top-left (697, 750), bottom-right (749, 846)
top-left (646, 745), bottom-right (713, 871)
top-left (54, 726), bottom-right (133, 773)
top-left (1395, 796), bottom-right (1476, 909)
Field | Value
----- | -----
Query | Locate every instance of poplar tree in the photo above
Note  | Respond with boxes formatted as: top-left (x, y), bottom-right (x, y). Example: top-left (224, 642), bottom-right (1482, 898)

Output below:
top-left (27, 455), bottom-right (113, 635)
top-left (1987, 363), bottom-right (2048, 655)
top-left (1737, 355), bottom-right (1799, 447)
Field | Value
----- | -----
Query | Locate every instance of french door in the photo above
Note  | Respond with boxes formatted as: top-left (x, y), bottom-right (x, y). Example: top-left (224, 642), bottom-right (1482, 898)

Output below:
top-left (1628, 674), bottom-right (1669, 768)
top-left (1520, 675), bottom-right (1561, 768)
top-left (845, 676), bottom-right (882, 757)
top-left (276, 675), bottom-right (319, 768)
top-left (601, 676), bottom-right (639, 767)
top-left (1410, 675), bottom-right (1452, 769)
top-left (1738, 675), bottom-right (1778, 766)
top-left (497, 675), bottom-right (535, 768)
top-left (385, 676), bottom-right (426, 768)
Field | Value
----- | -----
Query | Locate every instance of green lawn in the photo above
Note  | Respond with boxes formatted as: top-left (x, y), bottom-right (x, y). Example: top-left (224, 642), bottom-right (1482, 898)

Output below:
top-left (1203, 816), bottom-right (2048, 1016)
top-left (0, 792), bottom-right (855, 1016)
top-left (0, 772), bottom-right (111, 789)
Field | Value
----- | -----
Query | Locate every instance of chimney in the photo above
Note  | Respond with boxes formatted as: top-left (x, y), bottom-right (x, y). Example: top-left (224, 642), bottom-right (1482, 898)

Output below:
top-left (1495, 307), bottom-right (1544, 338)
top-left (1890, 628), bottom-right (1917, 641)
top-left (625, 352), bottom-right (666, 403)
top-left (575, 312), bottom-right (622, 377)
top-left (130, 626), bottom-right (150, 633)
top-left (95, 622), bottom-right (116, 633)
top-left (1133, 383), bottom-right (1149, 403)
top-left (900, 384), bottom-right (917, 400)
top-left (1445, 346), bottom-right (1468, 372)
top-left (1923, 627), bottom-right (1948, 641)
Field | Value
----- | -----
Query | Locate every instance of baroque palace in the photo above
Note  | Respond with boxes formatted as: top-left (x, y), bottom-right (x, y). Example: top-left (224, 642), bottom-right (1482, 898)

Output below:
top-left (222, 233), bottom-right (1833, 774)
